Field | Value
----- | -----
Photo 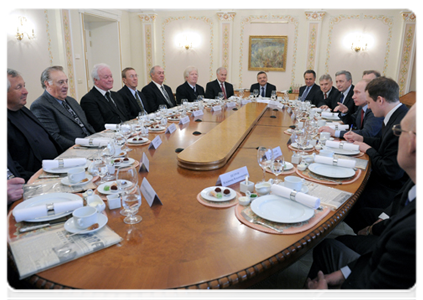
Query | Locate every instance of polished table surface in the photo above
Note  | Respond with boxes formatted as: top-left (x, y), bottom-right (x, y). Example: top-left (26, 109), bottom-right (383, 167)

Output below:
top-left (9, 102), bottom-right (370, 289)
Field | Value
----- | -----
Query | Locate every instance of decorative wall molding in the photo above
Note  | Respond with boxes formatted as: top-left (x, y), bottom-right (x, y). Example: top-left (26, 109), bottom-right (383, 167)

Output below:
top-left (161, 16), bottom-right (214, 81)
top-left (397, 11), bottom-right (416, 96)
top-left (139, 14), bottom-right (157, 85)
top-left (44, 10), bottom-right (53, 65)
top-left (304, 11), bottom-right (325, 71)
top-left (217, 12), bottom-right (236, 78)
top-left (325, 14), bottom-right (393, 76)
top-left (62, 9), bottom-right (76, 99)
top-left (239, 15), bottom-right (299, 88)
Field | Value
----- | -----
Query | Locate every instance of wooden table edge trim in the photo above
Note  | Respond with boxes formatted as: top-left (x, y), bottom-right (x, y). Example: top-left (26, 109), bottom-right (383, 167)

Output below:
top-left (14, 166), bottom-right (370, 300)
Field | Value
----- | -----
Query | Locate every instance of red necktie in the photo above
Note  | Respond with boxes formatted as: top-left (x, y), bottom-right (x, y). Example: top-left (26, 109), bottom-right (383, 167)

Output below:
top-left (360, 109), bottom-right (364, 129)
top-left (221, 83), bottom-right (227, 99)
top-left (324, 92), bottom-right (327, 99)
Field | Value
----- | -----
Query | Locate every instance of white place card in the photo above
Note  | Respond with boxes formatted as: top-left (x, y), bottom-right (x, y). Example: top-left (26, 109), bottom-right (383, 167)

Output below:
top-left (241, 99), bottom-right (251, 105)
top-left (211, 105), bottom-right (221, 112)
top-left (138, 152), bottom-right (149, 172)
top-left (140, 178), bottom-right (162, 207)
top-left (216, 166), bottom-right (249, 187)
top-left (265, 146), bottom-right (283, 160)
top-left (268, 100), bottom-right (278, 107)
top-left (192, 110), bottom-right (204, 117)
top-left (277, 103), bottom-right (284, 109)
top-left (165, 123), bottom-right (177, 134)
top-left (226, 102), bottom-right (236, 108)
top-left (287, 107), bottom-right (292, 114)
top-left (148, 136), bottom-right (162, 150)
top-left (179, 116), bottom-right (190, 125)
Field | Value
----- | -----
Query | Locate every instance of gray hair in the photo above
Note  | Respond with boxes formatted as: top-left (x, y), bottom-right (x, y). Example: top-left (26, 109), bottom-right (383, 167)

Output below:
top-left (183, 66), bottom-right (198, 79)
top-left (319, 74), bottom-right (332, 82)
top-left (7, 68), bottom-right (21, 91)
top-left (40, 66), bottom-right (64, 89)
top-left (150, 65), bottom-right (162, 78)
top-left (335, 70), bottom-right (352, 82)
top-left (216, 67), bottom-right (227, 75)
top-left (91, 63), bottom-right (110, 83)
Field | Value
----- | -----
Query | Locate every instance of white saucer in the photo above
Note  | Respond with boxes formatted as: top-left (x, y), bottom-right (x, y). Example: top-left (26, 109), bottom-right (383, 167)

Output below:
top-left (113, 150), bottom-right (127, 158)
top-left (277, 182), bottom-right (309, 194)
top-left (64, 213), bottom-right (108, 234)
top-left (150, 126), bottom-right (166, 131)
top-left (61, 174), bottom-right (93, 186)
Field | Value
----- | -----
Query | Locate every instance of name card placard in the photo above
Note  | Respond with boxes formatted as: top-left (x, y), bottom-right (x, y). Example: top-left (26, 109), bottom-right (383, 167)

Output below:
top-left (216, 166), bottom-right (249, 187)
top-left (179, 116), bottom-right (190, 125)
top-left (226, 102), bottom-right (236, 108)
top-left (241, 99), bottom-right (251, 106)
top-left (277, 103), bottom-right (284, 109)
top-left (140, 177), bottom-right (162, 207)
top-left (148, 136), bottom-right (162, 150)
top-left (287, 107), bottom-right (292, 114)
top-left (211, 105), bottom-right (222, 112)
top-left (138, 152), bottom-right (149, 172)
top-left (165, 123), bottom-right (177, 134)
top-left (268, 100), bottom-right (278, 107)
top-left (192, 110), bottom-right (204, 117)
top-left (265, 146), bottom-right (283, 160)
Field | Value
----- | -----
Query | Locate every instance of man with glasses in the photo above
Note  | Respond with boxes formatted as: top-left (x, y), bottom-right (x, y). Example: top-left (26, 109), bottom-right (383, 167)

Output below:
top-left (343, 77), bottom-right (409, 232)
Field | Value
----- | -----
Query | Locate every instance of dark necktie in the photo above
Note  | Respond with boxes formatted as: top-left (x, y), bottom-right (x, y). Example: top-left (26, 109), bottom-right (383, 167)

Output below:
top-left (324, 92), bottom-right (327, 99)
top-left (135, 92), bottom-right (145, 113)
top-left (339, 93), bottom-right (345, 104)
top-left (220, 83), bottom-right (227, 99)
top-left (160, 85), bottom-right (173, 107)
top-left (261, 87), bottom-right (265, 97)
top-left (193, 86), bottom-right (197, 98)
top-left (62, 100), bottom-right (90, 136)
top-left (105, 91), bottom-right (117, 108)
top-left (301, 86), bottom-right (310, 101)
top-left (360, 109), bottom-right (364, 129)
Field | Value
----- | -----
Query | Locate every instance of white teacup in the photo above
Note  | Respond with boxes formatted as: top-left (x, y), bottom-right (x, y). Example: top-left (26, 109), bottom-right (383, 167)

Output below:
top-left (67, 167), bottom-right (86, 184)
top-left (284, 176), bottom-right (304, 191)
top-left (320, 132), bottom-right (331, 140)
top-left (255, 182), bottom-right (271, 196)
top-left (72, 206), bottom-right (98, 229)
top-left (317, 119), bottom-right (326, 127)
top-left (319, 149), bottom-right (334, 157)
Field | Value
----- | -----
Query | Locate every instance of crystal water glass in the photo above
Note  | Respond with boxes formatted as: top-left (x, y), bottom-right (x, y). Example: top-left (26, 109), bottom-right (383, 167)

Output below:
top-left (257, 146), bottom-right (272, 182)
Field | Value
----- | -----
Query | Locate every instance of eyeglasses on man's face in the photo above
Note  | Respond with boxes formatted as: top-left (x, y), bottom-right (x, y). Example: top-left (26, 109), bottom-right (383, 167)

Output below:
top-left (392, 124), bottom-right (416, 137)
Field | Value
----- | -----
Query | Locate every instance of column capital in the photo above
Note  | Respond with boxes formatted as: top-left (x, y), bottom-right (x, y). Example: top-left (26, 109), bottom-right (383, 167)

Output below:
top-left (401, 11), bottom-right (416, 22)
top-left (138, 13), bottom-right (158, 22)
top-left (217, 12), bottom-right (236, 22)
top-left (304, 11), bottom-right (326, 21)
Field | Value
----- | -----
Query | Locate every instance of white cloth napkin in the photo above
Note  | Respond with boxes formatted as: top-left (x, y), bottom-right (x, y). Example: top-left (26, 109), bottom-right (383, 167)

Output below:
top-left (325, 140), bottom-right (359, 151)
top-left (75, 138), bottom-right (111, 147)
top-left (270, 184), bottom-right (320, 209)
top-left (105, 124), bottom-right (118, 130)
top-left (314, 155), bottom-right (356, 168)
top-left (148, 113), bottom-right (156, 119)
top-left (326, 123), bottom-right (349, 130)
top-left (13, 199), bottom-right (83, 222)
top-left (42, 158), bottom-right (87, 170)
top-left (321, 111), bottom-right (339, 118)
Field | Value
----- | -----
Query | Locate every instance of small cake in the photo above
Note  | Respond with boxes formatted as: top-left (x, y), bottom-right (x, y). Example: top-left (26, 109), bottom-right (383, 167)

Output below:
top-left (123, 158), bottom-right (129, 161)
top-left (110, 185), bottom-right (118, 191)
top-left (223, 189), bottom-right (231, 197)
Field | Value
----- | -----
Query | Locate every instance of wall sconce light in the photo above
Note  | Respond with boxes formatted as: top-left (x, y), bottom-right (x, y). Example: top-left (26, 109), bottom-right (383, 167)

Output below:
top-left (351, 35), bottom-right (367, 52)
top-left (178, 35), bottom-right (193, 50)
top-left (16, 16), bottom-right (35, 41)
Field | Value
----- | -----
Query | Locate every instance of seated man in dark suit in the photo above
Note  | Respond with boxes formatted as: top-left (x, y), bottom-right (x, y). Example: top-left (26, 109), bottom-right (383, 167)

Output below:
top-left (118, 67), bottom-right (152, 117)
top-left (31, 66), bottom-right (95, 150)
top-left (362, 69), bottom-right (381, 81)
top-left (298, 70), bottom-right (320, 105)
top-left (249, 71), bottom-right (276, 98)
top-left (319, 79), bottom-right (383, 139)
top-left (176, 66), bottom-right (205, 104)
top-left (141, 65), bottom-right (176, 112)
top-left (7, 151), bottom-right (25, 205)
top-left (343, 77), bottom-right (409, 231)
top-left (80, 63), bottom-right (129, 132)
top-left (7, 68), bottom-right (62, 181)
top-left (330, 70), bottom-right (356, 116)
top-left (205, 67), bottom-right (234, 99)
top-left (316, 74), bottom-right (341, 108)
top-left (306, 104), bottom-right (416, 290)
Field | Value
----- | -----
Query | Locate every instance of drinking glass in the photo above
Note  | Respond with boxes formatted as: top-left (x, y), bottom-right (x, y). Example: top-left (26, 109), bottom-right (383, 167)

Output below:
top-left (114, 132), bottom-right (126, 155)
top-left (102, 141), bottom-right (116, 181)
top-left (93, 160), bottom-right (108, 185)
top-left (239, 90), bottom-right (244, 99)
top-left (271, 90), bottom-right (277, 100)
top-left (122, 186), bottom-right (142, 224)
top-left (217, 92), bottom-right (224, 101)
top-left (257, 146), bottom-right (272, 182)
top-left (253, 89), bottom-right (259, 98)
top-left (270, 152), bottom-right (285, 184)
top-left (116, 167), bottom-right (139, 216)
top-left (119, 123), bottom-right (132, 151)
top-left (297, 129), bottom-right (310, 156)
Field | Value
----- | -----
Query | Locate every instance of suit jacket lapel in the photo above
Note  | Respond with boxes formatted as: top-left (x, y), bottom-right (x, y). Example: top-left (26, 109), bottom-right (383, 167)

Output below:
top-left (45, 92), bottom-right (77, 124)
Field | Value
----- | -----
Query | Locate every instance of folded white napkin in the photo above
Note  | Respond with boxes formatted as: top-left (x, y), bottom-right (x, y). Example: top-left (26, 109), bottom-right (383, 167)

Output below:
top-left (105, 124), bottom-right (118, 130)
top-left (326, 123), bottom-right (349, 130)
top-left (148, 113), bottom-right (156, 119)
top-left (75, 138), bottom-right (111, 147)
top-left (270, 184), bottom-right (320, 209)
top-left (13, 199), bottom-right (83, 222)
top-left (257, 99), bottom-right (271, 103)
top-left (314, 155), bottom-right (356, 168)
top-left (42, 158), bottom-right (87, 170)
top-left (321, 111), bottom-right (339, 118)
top-left (325, 140), bottom-right (359, 151)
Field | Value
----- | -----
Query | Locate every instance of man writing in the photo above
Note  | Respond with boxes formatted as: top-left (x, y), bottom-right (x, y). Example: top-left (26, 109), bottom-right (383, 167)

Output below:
top-left (31, 66), bottom-right (95, 150)
top-left (249, 71), bottom-right (276, 98)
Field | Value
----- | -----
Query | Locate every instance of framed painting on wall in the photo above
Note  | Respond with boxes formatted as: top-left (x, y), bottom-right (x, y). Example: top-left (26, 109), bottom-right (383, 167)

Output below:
top-left (248, 36), bottom-right (288, 72)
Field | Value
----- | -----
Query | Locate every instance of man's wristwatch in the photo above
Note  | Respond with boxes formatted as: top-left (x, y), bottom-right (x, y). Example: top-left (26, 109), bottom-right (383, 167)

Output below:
top-left (311, 290), bottom-right (327, 300)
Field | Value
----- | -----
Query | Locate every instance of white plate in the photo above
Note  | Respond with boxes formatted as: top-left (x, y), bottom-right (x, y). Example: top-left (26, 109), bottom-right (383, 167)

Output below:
top-left (43, 162), bottom-right (88, 174)
top-left (168, 117), bottom-right (180, 122)
top-left (266, 161), bottom-right (294, 172)
top-left (128, 137), bottom-right (148, 144)
top-left (325, 147), bottom-right (360, 156)
top-left (113, 150), bottom-right (127, 158)
top-left (112, 157), bottom-right (135, 168)
top-left (13, 193), bottom-right (83, 222)
top-left (150, 126), bottom-right (166, 131)
top-left (61, 174), bottom-right (94, 186)
top-left (200, 186), bottom-right (236, 202)
top-left (64, 213), bottom-right (108, 234)
top-left (308, 163), bottom-right (356, 178)
top-left (276, 182), bottom-right (309, 194)
top-left (291, 143), bottom-right (314, 150)
top-left (96, 180), bottom-right (133, 194)
top-left (250, 195), bottom-right (314, 223)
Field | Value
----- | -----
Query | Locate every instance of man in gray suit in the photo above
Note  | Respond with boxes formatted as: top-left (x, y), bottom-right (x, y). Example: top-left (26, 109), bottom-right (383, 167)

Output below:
top-left (31, 66), bottom-right (95, 150)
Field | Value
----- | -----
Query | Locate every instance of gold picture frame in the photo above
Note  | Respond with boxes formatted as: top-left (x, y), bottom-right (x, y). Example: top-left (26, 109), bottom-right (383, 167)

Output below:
top-left (248, 35), bottom-right (288, 72)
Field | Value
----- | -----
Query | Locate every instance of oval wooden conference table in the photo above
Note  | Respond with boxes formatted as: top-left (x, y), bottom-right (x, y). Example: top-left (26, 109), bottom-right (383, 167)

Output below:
top-left (9, 101), bottom-right (370, 289)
